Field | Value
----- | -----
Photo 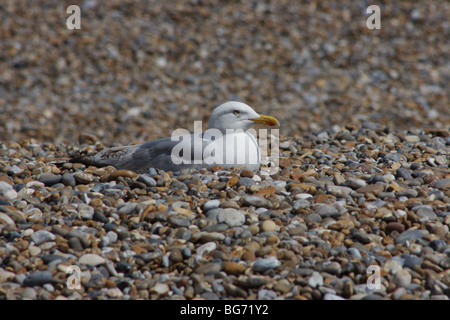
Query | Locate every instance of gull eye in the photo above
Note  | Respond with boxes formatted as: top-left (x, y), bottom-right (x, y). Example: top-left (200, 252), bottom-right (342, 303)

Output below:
top-left (233, 110), bottom-right (240, 116)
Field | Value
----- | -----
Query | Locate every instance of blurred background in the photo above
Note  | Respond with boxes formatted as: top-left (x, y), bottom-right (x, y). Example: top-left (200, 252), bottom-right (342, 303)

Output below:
top-left (0, 0), bottom-right (448, 145)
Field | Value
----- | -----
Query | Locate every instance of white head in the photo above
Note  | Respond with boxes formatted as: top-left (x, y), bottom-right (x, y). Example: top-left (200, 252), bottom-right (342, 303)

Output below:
top-left (208, 101), bottom-right (279, 132)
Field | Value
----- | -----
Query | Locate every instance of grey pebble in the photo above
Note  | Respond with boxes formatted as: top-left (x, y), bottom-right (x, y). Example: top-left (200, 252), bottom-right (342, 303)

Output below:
top-left (395, 229), bottom-right (429, 244)
top-left (217, 208), bottom-right (246, 227)
top-left (237, 177), bottom-right (255, 188)
top-left (21, 287), bottom-right (37, 300)
top-left (396, 168), bottom-right (412, 180)
top-left (68, 237), bottom-right (84, 251)
top-left (23, 270), bottom-right (53, 287)
top-left (30, 230), bottom-right (56, 245)
top-left (397, 189), bottom-right (418, 198)
top-left (168, 215), bottom-right (190, 228)
top-left (252, 257), bottom-right (281, 272)
top-left (203, 199), bottom-right (221, 211)
top-left (433, 178), bottom-right (450, 189)
top-left (243, 196), bottom-right (272, 209)
top-left (196, 262), bottom-right (221, 274)
top-left (308, 271), bottom-right (323, 288)
top-left (393, 270), bottom-right (412, 288)
top-left (138, 174), bottom-right (157, 187)
top-left (61, 172), bottom-right (76, 187)
top-left (413, 205), bottom-right (437, 221)
top-left (38, 172), bottom-right (62, 186)
top-left (314, 204), bottom-right (340, 218)
top-left (401, 254), bottom-right (423, 269)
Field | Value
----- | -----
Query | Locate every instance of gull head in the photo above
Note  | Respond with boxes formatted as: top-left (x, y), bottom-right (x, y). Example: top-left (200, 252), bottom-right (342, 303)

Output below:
top-left (208, 101), bottom-right (279, 132)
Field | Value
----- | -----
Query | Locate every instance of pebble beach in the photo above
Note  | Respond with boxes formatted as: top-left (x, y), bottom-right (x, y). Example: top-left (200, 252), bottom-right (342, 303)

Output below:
top-left (0, 1), bottom-right (449, 300)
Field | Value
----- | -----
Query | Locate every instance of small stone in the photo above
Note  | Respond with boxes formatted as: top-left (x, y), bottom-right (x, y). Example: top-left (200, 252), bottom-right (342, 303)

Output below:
top-left (395, 229), bottom-right (429, 244)
top-left (38, 172), bottom-right (62, 186)
top-left (106, 287), bottom-right (124, 299)
top-left (397, 189), bottom-right (418, 198)
top-left (61, 173), bottom-right (76, 187)
top-left (168, 215), bottom-right (190, 228)
top-left (169, 248), bottom-right (184, 263)
top-left (240, 169), bottom-right (254, 178)
top-left (261, 220), bottom-right (277, 232)
top-left (324, 293), bottom-right (346, 300)
top-left (308, 271), bottom-right (323, 288)
top-left (138, 174), bottom-right (157, 187)
top-left (396, 168), bottom-right (412, 180)
top-left (151, 282), bottom-right (170, 295)
top-left (23, 271), bottom-right (53, 287)
top-left (223, 262), bottom-right (246, 275)
top-left (196, 262), bottom-right (221, 274)
top-left (73, 172), bottom-right (94, 184)
top-left (314, 204), bottom-right (340, 218)
top-left (386, 222), bottom-right (405, 234)
top-left (243, 195), bottom-right (272, 209)
top-left (21, 287), bottom-right (37, 300)
top-left (252, 257), bottom-right (281, 272)
top-left (393, 270), bottom-right (412, 288)
top-left (0, 212), bottom-right (15, 226)
top-left (323, 262), bottom-right (342, 275)
top-left (116, 262), bottom-right (132, 273)
top-left (28, 245), bottom-right (42, 257)
top-left (203, 199), bottom-right (221, 211)
top-left (78, 203), bottom-right (95, 220)
top-left (68, 237), bottom-right (84, 251)
top-left (434, 178), bottom-right (450, 189)
top-left (30, 230), bottom-right (56, 245)
top-left (413, 205), bottom-right (438, 221)
top-left (79, 253), bottom-right (106, 266)
top-left (258, 289), bottom-right (277, 300)
top-left (402, 254), bottom-right (423, 269)
top-left (356, 184), bottom-right (385, 195)
top-left (217, 208), bottom-right (246, 227)
top-left (345, 178), bottom-right (366, 189)
top-left (236, 177), bottom-right (255, 188)
top-left (108, 169), bottom-right (138, 180)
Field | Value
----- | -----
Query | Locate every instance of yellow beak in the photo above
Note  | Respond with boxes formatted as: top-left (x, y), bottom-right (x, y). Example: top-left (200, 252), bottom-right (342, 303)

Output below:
top-left (250, 114), bottom-right (280, 127)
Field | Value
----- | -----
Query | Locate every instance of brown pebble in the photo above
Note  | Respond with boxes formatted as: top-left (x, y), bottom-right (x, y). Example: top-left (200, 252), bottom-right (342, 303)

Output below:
top-left (226, 176), bottom-right (239, 188)
top-left (261, 220), bottom-right (277, 232)
top-left (212, 165), bottom-right (224, 172)
top-left (223, 261), bottom-right (246, 275)
top-left (386, 222), bottom-right (405, 234)
top-left (108, 169), bottom-right (138, 180)
top-left (169, 248), bottom-right (184, 263)
top-left (79, 133), bottom-right (98, 145)
top-left (240, 169), bottom-right (254, 178)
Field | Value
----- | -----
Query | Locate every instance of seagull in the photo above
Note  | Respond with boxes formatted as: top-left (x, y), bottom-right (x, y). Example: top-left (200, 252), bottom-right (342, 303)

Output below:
top-left (71, 101), bottom-right (279, 173)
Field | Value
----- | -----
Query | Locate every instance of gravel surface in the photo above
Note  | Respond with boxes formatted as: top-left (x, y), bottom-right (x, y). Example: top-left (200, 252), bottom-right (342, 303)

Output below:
top-left (0, 1), bottom-right (449, 300)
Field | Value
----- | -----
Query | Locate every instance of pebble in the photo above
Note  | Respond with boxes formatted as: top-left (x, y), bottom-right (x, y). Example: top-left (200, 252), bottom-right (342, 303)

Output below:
top-left (79, 254), bottom-right (106, 266)
top-left (314, 204), bottom-right (340, 218)
top-left (393, 270), bottom-right (412, 288)
top-left (395, 229), bottom-right (429, 244)
top-left (38, 172), bottom-right (62, 186)
top-left (23, 271), bottom-right (53, 287)
top-left (196, 262), bottom-right (222, 275)
top-left (151, 283), bottom-right (170, 295)
top-left (252, 257), bottom-right (281, 272)
top-left (261, 220), bottom-right (277, 232)
top-left (308, 272), bottom-right (324, 288)
top-left (30, 230), bottom-right (56, 245)
top-left (217, 208), bottom-right (246, 227)
top-left (243, 196), bottom-right (272, 209)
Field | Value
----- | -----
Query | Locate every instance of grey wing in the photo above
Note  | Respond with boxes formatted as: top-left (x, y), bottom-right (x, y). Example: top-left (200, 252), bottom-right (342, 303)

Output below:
top-left (131, 134), bottom-right (214, 172)
top-left (74, 135), bottom-right (212, 173)
top-left (127, 137), bottom-right (184, 172)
